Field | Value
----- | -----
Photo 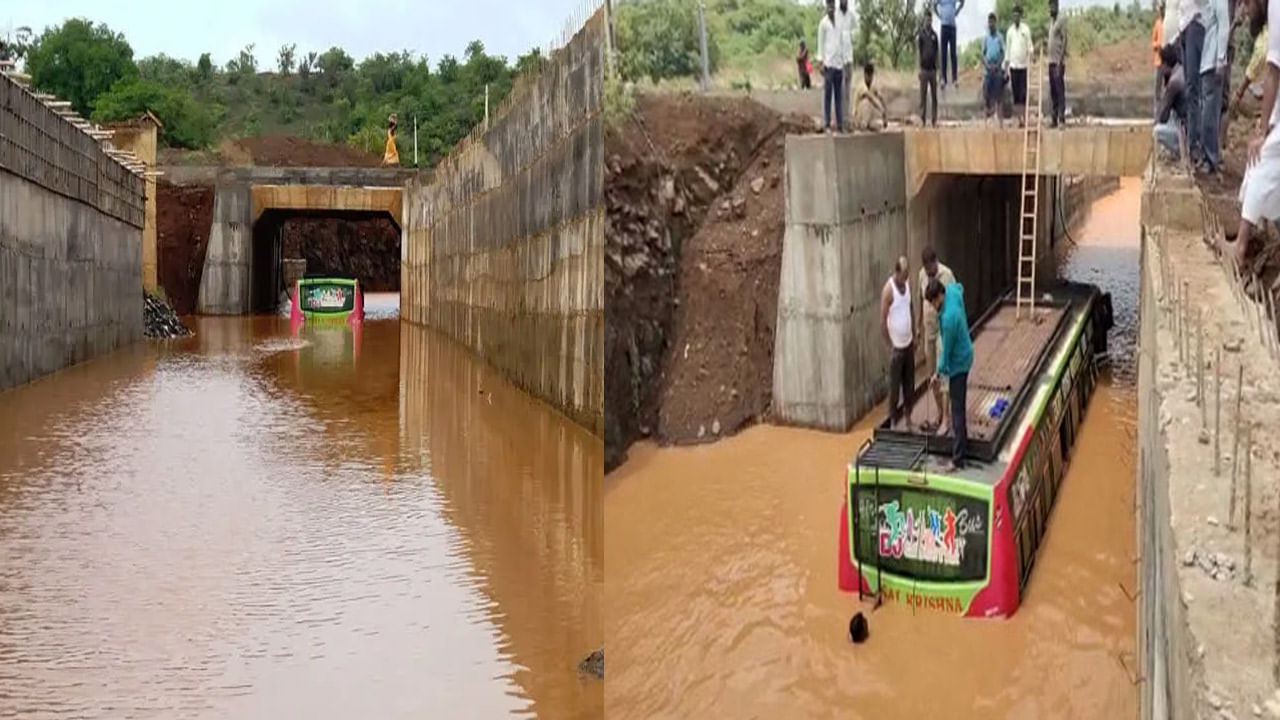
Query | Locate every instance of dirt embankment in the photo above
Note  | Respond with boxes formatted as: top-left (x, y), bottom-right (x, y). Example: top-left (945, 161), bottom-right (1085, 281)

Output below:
top-left (158, 135), bottom-right (383, 167)
top-left (281, 215), bottom-right (401, 291)
top-left (156, 181), bottom-right (215, 315)
top-left (605, 93), bottom-right (808, 471)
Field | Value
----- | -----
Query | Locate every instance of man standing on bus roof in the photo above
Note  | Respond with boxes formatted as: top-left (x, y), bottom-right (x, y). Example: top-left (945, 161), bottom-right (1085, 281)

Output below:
top-left (881, 257), bottom-right (915, 428)
top-left (917, 247), bottom-right (955, 434)
top-left (926, 278), bottom-right (973, 472)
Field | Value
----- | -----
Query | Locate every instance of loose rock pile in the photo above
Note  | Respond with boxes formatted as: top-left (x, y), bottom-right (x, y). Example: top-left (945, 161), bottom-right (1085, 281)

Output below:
top-left (143, 292), bottom-right (192, 338)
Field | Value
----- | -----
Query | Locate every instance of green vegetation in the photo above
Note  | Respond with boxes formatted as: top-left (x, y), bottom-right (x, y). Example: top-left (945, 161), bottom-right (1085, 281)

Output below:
top-left (962, 2), bottom-right (1154, 69)
top-left (616, 0), bottom-right (1153, 89)
top-left (18, 18), bottom-right (545, 165)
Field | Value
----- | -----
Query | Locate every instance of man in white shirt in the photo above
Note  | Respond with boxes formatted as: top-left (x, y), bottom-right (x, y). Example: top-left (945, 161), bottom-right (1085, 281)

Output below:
top-left (881, 257), bottom-right (915, 427)
top-left (837, 0), bottom-right (857, 131)
top-left (817, 0), bottom-right (847, 132)
top-left (1005, 5), bottom-right (1033, 126)
top-left (1229, 0), bottom-right (1280, 266)
top-left (1180, 0), bottom-right (1208, 165)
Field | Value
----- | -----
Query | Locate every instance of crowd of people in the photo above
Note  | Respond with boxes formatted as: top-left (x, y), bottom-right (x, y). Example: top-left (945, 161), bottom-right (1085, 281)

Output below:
top-left (800, 0), bottom-right (1069, 131)
top-left (1154, 0), bottom-right (1280, 266)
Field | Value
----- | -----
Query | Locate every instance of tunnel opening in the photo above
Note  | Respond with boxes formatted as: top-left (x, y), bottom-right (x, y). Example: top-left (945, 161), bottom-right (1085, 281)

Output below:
top-left (250, 209), bottom-right (401, 313)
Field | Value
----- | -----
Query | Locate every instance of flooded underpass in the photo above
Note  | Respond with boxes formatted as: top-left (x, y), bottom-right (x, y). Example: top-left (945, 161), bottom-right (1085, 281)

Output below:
top-left (0, 296), bottom-right (603, 719)
top-left (604, 179), bottom-right (1143, 719)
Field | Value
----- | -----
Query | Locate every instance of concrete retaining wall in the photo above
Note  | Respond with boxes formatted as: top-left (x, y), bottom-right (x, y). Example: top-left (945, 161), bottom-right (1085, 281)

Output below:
top-left (0, 74), bottom-right (144, 392)
top-left (1137, 167), bottom-right (1280, 718)
top-left (1137, 222), bottom-right (1198, 719)
top-left (401, 9), bottom-right (605, 435)
top-left (773, 133), bottom-right (908, 429)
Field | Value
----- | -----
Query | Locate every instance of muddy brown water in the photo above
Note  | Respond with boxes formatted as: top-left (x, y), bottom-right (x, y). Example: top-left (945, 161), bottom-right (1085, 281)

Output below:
top-left (605, 180), bottom-right (1142, 719)
top-left (0, 296), bottom-right (602, 719)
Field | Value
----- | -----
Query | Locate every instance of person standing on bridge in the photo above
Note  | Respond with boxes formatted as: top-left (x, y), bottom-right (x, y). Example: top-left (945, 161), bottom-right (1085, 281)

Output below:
top-left (1196, 0), bottom-right (1230, 175)
top-left (817, 1), bottom-right (848, 133)
top-left (1179, 0), bottom-right (1208, 164)
top-left (383, 113), bottom-right (400, 166)
top-left (837, 0), bottom-right (857, 131)
top-left (918, 11), bottom-right (941, 127)
top-left (1048, 0), bottom-right (1069, 127)
top-left (927, 277), bottom-right (973, 472)
top-left (798, 40), bottom-right (813, 89)
top-left (982, 13), bottom-right (1006, 128)
top-left (1005, 5), bottom-right (1033, 127)
top-left (934, 0), bottom-right (965, 93)
top-left (917, 247), bottom-right (955, 434)
top-left (881, 257), bottom-right (915, 429)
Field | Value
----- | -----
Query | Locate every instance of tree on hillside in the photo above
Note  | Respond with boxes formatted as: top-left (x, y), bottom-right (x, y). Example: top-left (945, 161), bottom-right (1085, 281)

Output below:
top-left (514, 48), bottom-right (544, 77)
top-left (92, 77), bottom-right (221, 148)
top-left (24, 19), bottom-right (137, 115)
top-left (318, 47), bottom-right (354, 77)
top-left (138, 54), bottom-right (194, 89)
top-left (226, 43), bottom-right (257, 76)
top-left (856, 0), bottom-right (918, 68)
top-left (278, 43), bottom-right (296, 75)
top-left (196, 52), bottom-right (214, 83)
top-left (615, 0), bottom-right (720, 83)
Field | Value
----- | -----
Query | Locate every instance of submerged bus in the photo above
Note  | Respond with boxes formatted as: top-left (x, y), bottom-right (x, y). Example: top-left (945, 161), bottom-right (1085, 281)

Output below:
top-left (289, 276), bottom-right (364, 327)
top-left (837, 281), bottom-right (1112, 618)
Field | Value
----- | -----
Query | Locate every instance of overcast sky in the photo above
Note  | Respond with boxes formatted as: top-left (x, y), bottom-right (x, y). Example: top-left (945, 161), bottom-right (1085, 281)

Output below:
top-left (5, 0), bottom-right (590, 69)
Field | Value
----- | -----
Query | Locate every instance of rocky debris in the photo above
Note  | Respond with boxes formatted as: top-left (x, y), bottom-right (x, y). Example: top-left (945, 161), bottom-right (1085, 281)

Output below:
top-left (606, 92), bottom-right (804, 469)
top-left (750, 176), bottom-right (765, 194)
top-left (578, 648), bottom-right (603, 679)
top-left (1182, 547), bottom-right (1237, 581)
top-left (143, 292), bottom-right (192, 338)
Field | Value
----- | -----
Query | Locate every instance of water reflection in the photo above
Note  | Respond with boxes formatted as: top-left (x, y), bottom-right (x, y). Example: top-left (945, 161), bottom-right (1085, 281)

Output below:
top-left (0, 313), bottom-right (601, 719)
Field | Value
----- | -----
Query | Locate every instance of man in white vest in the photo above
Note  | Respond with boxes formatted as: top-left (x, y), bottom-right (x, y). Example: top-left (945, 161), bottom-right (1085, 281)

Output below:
top-left (881, 256), bottom-right (915, 427)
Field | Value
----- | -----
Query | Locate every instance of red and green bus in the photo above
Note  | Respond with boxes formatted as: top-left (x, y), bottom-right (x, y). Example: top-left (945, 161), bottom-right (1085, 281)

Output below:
top-left (837, 281), bottom-right (1111, 618)
top-left (289, 276), bottom-right (364, 328)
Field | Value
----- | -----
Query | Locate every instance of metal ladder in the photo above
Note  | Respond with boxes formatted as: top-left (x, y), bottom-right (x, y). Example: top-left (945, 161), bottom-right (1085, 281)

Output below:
top-left (1015, 53), bottom-right (1045, 320)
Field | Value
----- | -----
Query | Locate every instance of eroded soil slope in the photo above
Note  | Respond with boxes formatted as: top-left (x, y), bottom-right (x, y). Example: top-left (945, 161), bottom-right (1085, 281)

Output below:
top-left (605, 92), bottom-right (809, 470)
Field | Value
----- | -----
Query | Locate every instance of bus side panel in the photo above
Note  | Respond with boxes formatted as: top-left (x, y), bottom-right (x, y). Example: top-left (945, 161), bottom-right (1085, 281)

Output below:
top-left (965, 426), bottom-right (1034, 619)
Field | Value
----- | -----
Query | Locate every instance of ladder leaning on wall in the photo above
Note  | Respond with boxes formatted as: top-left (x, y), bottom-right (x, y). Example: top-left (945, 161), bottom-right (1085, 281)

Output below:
top-left (1015, 52), bottom-right (1045, 321)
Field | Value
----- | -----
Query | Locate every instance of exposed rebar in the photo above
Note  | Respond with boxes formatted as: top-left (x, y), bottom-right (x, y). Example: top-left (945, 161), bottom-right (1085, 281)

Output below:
top-left (1230, 363), bottom-right (1243, 526)
top-left (1245, 422), bottom-right (1254, 587)
top-left (1197, 312), bottom-right (1205, 426)
top-left (1214, 347), bottom-right (1222, 476)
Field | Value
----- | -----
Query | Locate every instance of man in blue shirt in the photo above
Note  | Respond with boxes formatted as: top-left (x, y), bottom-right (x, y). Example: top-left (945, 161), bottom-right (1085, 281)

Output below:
top-left (926, 278), bottom-right (974, 472)
top-left (933, 0), bottom-right (965, 91)
top-left (982, 13), bottom-right (1006, 128)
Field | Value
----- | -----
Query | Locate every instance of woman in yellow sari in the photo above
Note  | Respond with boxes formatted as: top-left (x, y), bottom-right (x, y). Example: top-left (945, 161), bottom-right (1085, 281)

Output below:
top-left (383, 113), bottom-right (400, 165)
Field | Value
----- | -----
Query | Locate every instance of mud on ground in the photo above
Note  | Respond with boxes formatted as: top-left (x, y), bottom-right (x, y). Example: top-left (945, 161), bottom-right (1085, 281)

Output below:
top-left (604, 92), bottom-right (811, 471)
top-left (156, 181), bottom-right (214, 315)
top-left (158, 135), bottom-right (382, 168)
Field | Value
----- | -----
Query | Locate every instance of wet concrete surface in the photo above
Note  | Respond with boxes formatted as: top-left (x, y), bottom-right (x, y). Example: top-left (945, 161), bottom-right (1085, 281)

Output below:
top-left (0, 294), bottom-right (602, 719)
top-left (604, 180), bottom-right (1142, 719)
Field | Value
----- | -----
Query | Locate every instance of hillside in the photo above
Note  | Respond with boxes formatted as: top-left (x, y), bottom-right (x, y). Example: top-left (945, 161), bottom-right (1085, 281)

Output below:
top-left (11, 19), bottom-right (543, 167)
